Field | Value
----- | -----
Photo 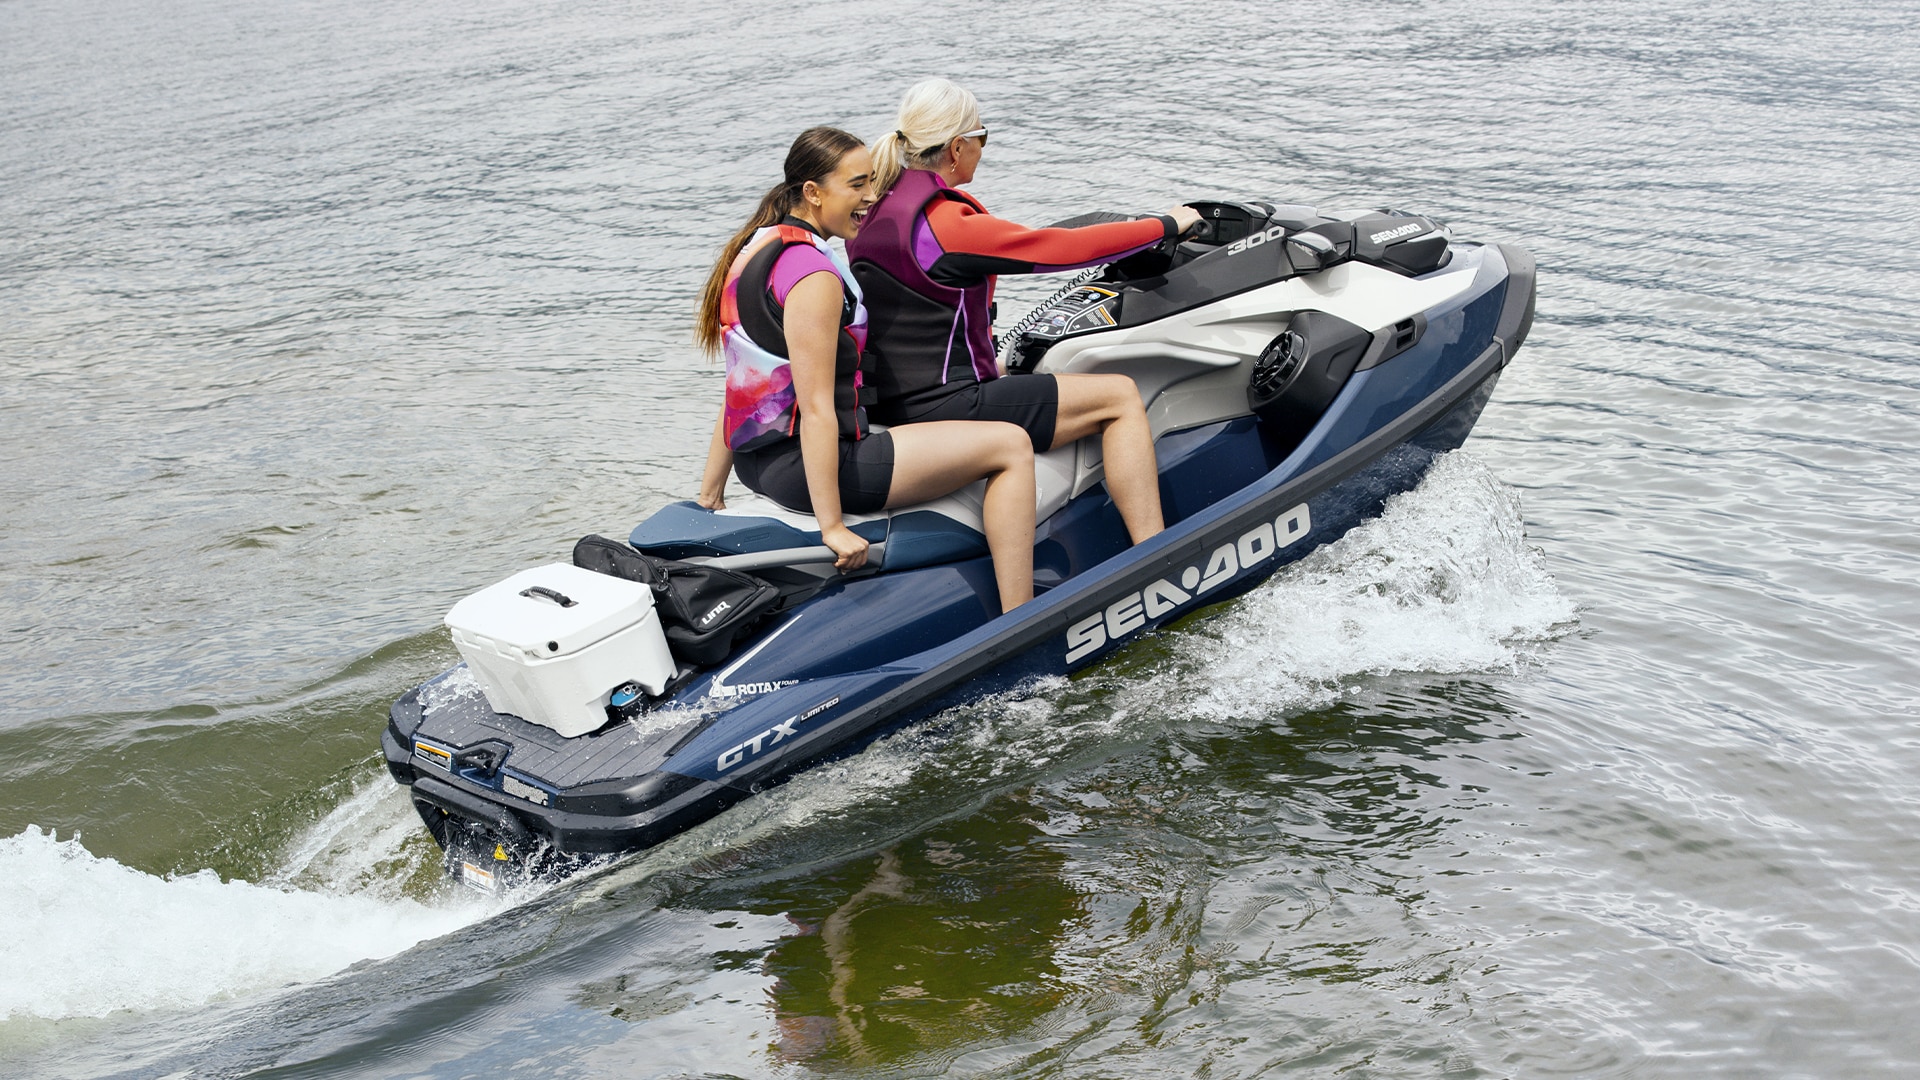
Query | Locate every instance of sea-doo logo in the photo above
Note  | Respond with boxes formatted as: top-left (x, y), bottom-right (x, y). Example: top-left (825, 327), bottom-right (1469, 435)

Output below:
top-left (717, 695), bottom-right (840, 772)
top-left (500, 774), bottom-right (552, 807)
top-left (1369, 222), bottom-right (1425, 245)
top-left (1064, 503), bottom-right (1311, 664)
top-left (697, 600), bottom-right (731, 628)
top-left (1227, 224), bottom-right (1288, 256)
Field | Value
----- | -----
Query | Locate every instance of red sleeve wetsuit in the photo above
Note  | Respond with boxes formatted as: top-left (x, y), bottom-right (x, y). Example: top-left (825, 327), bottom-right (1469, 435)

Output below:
top-left (846, 169), bottom-right (1176, 428)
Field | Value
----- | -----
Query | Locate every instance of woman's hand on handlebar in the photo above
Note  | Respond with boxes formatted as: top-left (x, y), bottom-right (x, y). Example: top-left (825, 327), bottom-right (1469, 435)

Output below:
top-left (1167, 204), bottom-right (1203, 237)
top-left (821, 522), bottom-right (868, 572)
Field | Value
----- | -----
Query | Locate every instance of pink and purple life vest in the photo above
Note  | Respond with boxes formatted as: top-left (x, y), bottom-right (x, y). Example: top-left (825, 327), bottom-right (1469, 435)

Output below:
top-left (719, 221), bottom-right (869, 452)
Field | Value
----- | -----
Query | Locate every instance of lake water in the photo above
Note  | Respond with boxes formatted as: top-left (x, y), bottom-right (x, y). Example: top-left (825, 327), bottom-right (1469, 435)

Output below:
top-left (3, 0), bottom-right (1919, 1076)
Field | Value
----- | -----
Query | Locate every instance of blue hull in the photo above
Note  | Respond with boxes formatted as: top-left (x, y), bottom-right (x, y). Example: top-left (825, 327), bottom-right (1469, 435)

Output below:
top-left (383, 239), bottom-right (1535, 870)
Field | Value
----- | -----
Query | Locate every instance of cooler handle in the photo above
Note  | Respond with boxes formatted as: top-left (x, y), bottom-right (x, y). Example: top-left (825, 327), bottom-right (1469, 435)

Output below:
top-left (519, 586), bottom-right (577, 608)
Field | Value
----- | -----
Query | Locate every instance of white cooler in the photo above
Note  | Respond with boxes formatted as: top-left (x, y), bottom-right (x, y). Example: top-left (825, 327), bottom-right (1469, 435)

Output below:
top-left (444, 563), bottom-right (677, 738)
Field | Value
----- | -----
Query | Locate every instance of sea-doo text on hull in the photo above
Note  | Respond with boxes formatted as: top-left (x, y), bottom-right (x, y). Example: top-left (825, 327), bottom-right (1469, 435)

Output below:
top-left (381, 200), bottom-right (1537, 888)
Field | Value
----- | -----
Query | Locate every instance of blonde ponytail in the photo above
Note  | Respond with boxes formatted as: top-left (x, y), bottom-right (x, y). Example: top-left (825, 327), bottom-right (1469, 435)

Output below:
top-left (870, 78), bottom-right (980, 194)
top-left (868, 129), bottom-right (914, 199)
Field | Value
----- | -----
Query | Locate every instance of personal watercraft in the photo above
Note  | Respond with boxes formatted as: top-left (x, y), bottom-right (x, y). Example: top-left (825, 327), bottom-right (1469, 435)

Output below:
top-left (381, 200), bottom-right (1537, 889)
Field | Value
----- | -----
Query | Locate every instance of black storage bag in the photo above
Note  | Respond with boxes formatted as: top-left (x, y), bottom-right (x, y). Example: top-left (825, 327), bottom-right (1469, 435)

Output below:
top-left (572, 534), bottom-right (780, 666)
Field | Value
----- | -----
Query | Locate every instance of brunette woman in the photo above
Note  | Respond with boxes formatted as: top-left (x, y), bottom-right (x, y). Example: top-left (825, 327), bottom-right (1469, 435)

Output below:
top-left (695, 127), bottom-right (1037, 612)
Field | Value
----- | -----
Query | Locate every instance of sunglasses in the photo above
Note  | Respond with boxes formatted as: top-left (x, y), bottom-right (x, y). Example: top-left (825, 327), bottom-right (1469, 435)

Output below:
top-left (957, 125), bottom-right (989, 147)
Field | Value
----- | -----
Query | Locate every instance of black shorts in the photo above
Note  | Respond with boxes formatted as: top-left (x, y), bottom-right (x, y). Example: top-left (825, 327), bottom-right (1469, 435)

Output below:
top-left (870, 373), bottom-right (1058, 453)
top-left (733, 430), bottom-right (896, 516)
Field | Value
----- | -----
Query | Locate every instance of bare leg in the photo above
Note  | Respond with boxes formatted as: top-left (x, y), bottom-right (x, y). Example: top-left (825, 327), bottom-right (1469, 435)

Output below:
top-left (1050, 373), bottom-right (1164, 543)
top-left (885, 421), bottom-right (1036, 612)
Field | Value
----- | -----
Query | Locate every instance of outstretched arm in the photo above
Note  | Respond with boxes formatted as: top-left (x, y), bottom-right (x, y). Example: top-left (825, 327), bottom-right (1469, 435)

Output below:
top-left (919, 201), bottom-right (1198, 285)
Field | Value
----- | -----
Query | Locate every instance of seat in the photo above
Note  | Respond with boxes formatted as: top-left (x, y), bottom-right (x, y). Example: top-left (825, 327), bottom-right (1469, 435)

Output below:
top-left (629, 443), bottom-right (1079, 573)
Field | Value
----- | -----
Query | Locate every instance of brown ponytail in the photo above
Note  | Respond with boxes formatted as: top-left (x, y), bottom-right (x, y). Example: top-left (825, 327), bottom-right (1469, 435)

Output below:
top-left (695, 126), bottom-right (866, 356)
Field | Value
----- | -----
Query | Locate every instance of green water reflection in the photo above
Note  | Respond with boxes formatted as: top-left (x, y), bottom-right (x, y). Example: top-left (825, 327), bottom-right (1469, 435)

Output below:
top-left (600, 671), bottom-right (1525, 1071)
top-left (690, 796), bottom-right (1083, 1066)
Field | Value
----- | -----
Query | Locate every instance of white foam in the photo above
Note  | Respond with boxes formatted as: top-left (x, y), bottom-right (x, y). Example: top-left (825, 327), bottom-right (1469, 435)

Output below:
top-left (0, 826), bottom-right (485, 1021)
top-left (1176, 450), bottom-right (1578, 718)
top-left (418, 663), bottom-right (481, 713)
top-left (266, 773), bottom-right (453, 901)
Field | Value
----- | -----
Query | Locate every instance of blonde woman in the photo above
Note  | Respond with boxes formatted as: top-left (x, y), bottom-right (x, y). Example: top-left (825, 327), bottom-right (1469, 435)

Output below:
top-left (695, 127), bottom-right (1037, 613)
top-left (846, 79), bottom-right (1200, 545)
